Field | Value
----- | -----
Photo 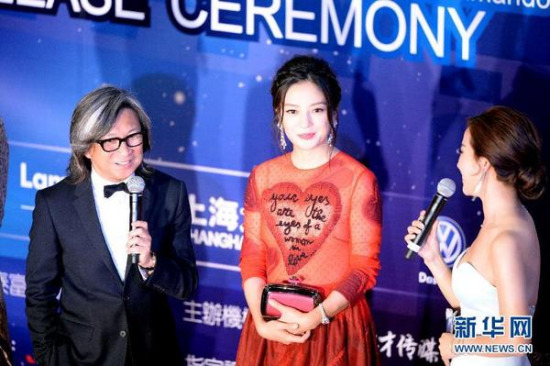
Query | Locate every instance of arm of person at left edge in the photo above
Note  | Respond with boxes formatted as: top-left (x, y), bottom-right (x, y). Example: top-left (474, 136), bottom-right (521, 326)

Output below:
top-left (128, 178), bottom-right (198, 300)
top-left (274, 170), bottom-right (382, 332)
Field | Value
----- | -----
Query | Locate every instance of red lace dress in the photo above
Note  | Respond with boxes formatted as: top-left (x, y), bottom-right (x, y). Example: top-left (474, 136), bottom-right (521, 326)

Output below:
top-left (237, 152), bottom-right (382, 366)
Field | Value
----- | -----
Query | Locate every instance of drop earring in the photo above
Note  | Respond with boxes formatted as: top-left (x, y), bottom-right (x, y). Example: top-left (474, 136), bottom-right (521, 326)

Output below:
top-left (279, 124), bottom-right (287, 151)
top-left (471, 167), bottom-right (488, 201)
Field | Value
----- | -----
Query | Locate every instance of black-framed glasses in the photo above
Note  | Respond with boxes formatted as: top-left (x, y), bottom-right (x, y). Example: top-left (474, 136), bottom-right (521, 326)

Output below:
top-left (96, 131), bottom-right (144, 152)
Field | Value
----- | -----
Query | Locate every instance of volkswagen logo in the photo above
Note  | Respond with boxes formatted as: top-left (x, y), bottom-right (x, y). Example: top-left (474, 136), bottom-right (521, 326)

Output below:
top-left (437, 216), bottom-right (465, 266)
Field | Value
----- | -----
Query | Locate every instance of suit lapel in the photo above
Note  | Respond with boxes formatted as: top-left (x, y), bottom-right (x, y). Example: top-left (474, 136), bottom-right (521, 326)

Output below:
top-left (73, 178), bottom-right (124, 286)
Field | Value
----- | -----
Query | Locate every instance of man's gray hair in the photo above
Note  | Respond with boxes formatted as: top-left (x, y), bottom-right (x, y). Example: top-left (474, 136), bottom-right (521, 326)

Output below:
top-left (68, 85), bottom-right (152, 183)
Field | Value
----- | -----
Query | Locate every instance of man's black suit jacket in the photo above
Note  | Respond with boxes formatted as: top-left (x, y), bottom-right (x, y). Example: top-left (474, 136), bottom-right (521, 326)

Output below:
top-left (25, 169), bottom-right (198, 365)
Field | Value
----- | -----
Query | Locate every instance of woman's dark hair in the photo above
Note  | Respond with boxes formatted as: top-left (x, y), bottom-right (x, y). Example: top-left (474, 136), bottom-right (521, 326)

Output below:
top-left (68, 85), bottom-right (152, 183)
top-left (270, 55), bottom-right (341, 148)
top-left (467, 105), bottom-right (546, 200)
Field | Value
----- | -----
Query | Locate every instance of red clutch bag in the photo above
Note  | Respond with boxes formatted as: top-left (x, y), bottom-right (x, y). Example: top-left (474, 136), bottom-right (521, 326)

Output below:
top-left (261, 283), bottom-right (322, 320)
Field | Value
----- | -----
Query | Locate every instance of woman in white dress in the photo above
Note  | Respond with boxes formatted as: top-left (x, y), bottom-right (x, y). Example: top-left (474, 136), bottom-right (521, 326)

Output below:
top-left (405, 106), bottom-right (546, 365)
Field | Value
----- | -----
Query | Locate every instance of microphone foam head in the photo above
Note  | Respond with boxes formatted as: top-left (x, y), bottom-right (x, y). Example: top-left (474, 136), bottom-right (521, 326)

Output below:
top-left (437, 178), bottom-right (456, 198)
top-left (127, 176), bottom-right (145, 194)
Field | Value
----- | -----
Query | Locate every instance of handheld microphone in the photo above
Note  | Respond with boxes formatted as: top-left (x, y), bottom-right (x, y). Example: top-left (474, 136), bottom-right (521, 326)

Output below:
top-left (127, 176), bottom-right (145, 265)
top-left (405, 178), bottom-right (456, 259)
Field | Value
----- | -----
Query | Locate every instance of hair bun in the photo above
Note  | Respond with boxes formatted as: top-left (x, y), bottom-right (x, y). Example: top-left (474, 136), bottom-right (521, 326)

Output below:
top-left (468, 106), bottom-right (546, 201)
top-left (516, 163), bottom-right (547, 200)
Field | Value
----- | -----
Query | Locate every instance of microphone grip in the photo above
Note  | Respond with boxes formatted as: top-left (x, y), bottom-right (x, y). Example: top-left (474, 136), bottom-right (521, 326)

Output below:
top-left (129, 193), bottom-right (140, 229)
top-left (129, 193), bottom-right (142, 265)
top-left (406, 194), bottom-right (447, 259)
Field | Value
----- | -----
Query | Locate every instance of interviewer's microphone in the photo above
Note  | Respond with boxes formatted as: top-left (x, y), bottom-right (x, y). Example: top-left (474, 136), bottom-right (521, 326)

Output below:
top-left (128, 176), bottom-right (145, 265)
top-left (405, 178), bottom-right (456, 259)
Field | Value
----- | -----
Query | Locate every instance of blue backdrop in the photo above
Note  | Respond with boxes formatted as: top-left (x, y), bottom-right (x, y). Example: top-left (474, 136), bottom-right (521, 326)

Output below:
top-left (1, 0), bottom-right (549, 364)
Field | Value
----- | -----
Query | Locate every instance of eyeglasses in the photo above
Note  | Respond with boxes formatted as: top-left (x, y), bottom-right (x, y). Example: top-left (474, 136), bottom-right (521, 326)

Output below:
top-left (96, 131), bottom-right (145, 152)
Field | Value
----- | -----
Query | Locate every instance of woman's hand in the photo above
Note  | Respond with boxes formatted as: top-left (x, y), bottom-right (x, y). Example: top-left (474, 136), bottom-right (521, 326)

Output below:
top-left (439, 332), bottom-right (456, 365)
top-left (404, 210), bottom-right (441, 263)
top-left (254, 318), bottom-right (311, 345)
top-left (268, 299), bottom-right (321, 334)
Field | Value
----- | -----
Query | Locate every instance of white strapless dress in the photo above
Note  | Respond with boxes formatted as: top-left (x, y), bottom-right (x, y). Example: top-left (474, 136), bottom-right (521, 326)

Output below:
top-left (451, 250), bottom-right (531, 366)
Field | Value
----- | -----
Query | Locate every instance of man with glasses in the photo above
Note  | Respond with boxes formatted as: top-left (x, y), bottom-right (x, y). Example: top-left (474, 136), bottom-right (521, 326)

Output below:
top-left (25, 86), bottom-right (198, 366)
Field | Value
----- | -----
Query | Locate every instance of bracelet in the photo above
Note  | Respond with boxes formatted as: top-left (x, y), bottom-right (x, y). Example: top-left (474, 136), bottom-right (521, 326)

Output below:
top-left (318, 303), bottom-right (330, 325)
top-left (138, 252), bottom-right (156, 271)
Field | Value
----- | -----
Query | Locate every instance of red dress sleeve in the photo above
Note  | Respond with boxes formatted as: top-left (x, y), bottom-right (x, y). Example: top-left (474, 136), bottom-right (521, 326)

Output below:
top-left (334, 170), bottom-right (382, 303)
top-left (239, 168), bottom-right (267, 284)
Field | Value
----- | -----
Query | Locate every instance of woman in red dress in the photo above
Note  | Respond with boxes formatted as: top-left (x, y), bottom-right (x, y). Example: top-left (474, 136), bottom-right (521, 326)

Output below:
top-left (236, 55), bottom-right (382, 365)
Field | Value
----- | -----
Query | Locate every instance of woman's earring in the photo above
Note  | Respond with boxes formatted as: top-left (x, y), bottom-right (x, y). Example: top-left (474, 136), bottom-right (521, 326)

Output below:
top-left (471, 168), bottom-right (488, 201)
top-left (279, 124), bottom-right (287, 151)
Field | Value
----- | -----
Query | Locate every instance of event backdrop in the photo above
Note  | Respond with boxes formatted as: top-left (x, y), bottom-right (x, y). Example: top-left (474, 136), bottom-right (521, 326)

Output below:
top-left (1, 0), bottom-right (549, 365)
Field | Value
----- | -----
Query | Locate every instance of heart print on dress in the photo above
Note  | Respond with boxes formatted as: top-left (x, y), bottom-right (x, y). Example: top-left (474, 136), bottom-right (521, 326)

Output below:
top-left (262, 181), bottom-right (342, 275)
